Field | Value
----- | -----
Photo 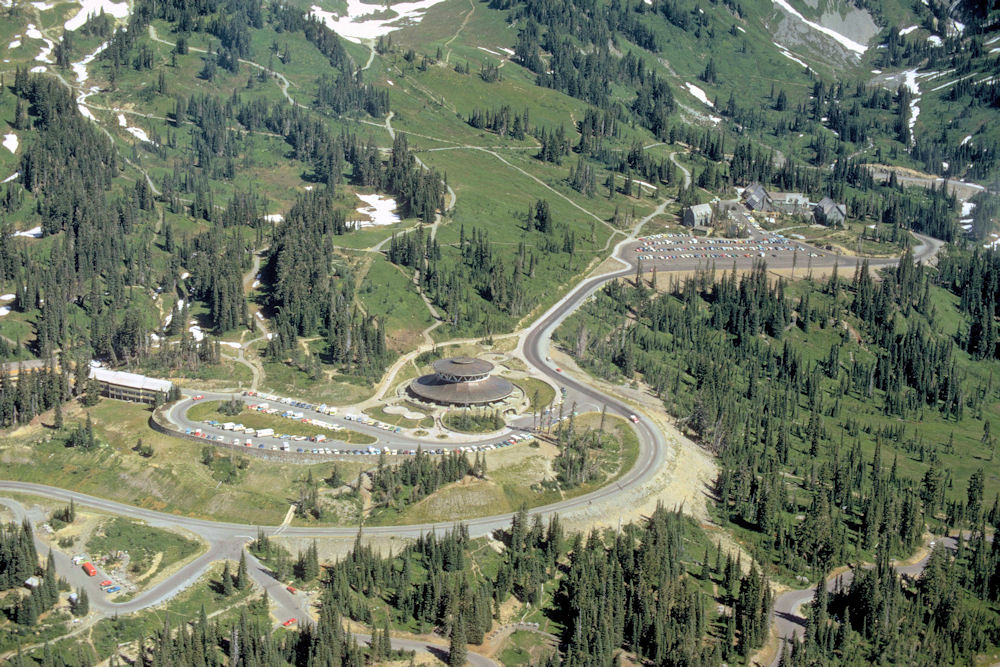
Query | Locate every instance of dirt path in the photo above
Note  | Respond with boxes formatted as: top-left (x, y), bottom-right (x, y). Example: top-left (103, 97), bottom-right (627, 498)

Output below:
top-left (442, 0), bottom-right (476, 64)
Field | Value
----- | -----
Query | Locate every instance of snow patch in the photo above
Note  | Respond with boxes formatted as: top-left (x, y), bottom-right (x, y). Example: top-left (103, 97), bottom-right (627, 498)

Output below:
top-left (78, 104), bottom-right (96, 121)
top-left (0, 307), bottom-right (10, 317)
top-left (252, 280), bottom-right (261, 289)
top-left (221, 341), bottom-right (241, 349)
top-left (30, 65), bottom-right (46, 73)
top-left (961, 202), bottom-right (975, 217)
top-left (117, 113), bottom-right (127, 127)
top-left (902, 69), bottom-right (920, 144)
top-left (773, 42), bottom-right (811, 70)
top-left (31, 1), bottom-right (53, 9)
top-left (941, 161), bottom-right (949, 170)
top-left (71, 41), bottom-right (109, 86)
top-left (0, 294), bottom-right (14, 302)
top-left (126, 126), bottom-right (152, 143)
top-left (477, 46), bottom-right (501, 56)
top-left (2, 134), bottom-right (18, 154)
top-left (353, 193), bottom-right (400, 228)
top-left (263, 214), bottom-right (284, 223)
top-left (961, 135), bottom-right (972, 146)
top-left (309, 0), bottom-right (450, 44)
top-left (899, 25), bottom-right (918, 36)
top-left (498, 47), bottom-right (515, 55)
top-left (180, 272), bottom-right (190, 280)
top-left (927, 35), bottom-right (942, 46)
top-left (26, 25), bottom-right (55, 63)
top-left (685, 82), bottom-right (714, 107)
top-left (771, 0), bottom-right (869, 55)
top-left (188, 325), bottom-right (204, 342)
top-left (8, 39), bottom-right (20, 49)
top-left (2, 172), bottom-right (18, 184)
top-left (13, 226), bottom-right (43, 238)
top-left (65, 0), bottom-right (130, 31)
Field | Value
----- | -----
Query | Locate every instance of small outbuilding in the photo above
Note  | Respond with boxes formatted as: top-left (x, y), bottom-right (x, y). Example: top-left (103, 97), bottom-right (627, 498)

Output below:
top-left (683, 204), bottom-right (713, 227)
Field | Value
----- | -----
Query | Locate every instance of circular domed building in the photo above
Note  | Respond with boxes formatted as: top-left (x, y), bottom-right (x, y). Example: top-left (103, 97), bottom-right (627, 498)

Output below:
top-left (409, 357), bottom-right (513, 406)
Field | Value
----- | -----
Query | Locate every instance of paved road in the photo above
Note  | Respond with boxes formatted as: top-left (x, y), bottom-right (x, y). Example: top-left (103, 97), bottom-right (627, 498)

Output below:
top-left (0, 219), bottom-right (943, 663)
top-left (768, 535), bottom-right (967, 667)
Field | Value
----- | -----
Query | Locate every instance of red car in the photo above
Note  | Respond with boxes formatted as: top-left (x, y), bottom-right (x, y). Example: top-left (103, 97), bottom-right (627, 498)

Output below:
top-left (286, 586), bottom-right (297, 594)
top-left (100, 580), bottom-right (112, 587)
top-left (282, 618), bottom-right (296, 627)
top-left (629, 414), bottom-right (639, 423)
top-left (192, 395), bottom-right (204, 401)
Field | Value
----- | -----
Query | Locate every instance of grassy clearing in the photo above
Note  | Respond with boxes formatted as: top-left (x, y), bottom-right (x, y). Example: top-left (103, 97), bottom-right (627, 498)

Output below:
top-left (498, 631), bottom-right (557, 666)
top-left (85, 517), bottom-right (202, 581)
top-left (374, 413), bottom-right (638, 524)
top-left (356, 255), bottom-right (435, 351)
top-left (512, 377), bottom-right (557, 412)
top-left (258, 359), bottom-right (375, 405)
top-left (188, 400), bottom-right (377, 445)
top-left (0, 399), bottom-right (367, 525)
top-left (364, 405), bottom-right (434, 429)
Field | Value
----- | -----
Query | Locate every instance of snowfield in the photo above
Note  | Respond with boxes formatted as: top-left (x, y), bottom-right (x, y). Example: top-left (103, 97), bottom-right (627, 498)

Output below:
top-left (13, 226), bottom-right (43, 239)
top-left (26, 25), bottom-right (55, 63)
top-left (71, 41), bottom-right (109, 85)
top-left (898, 25), bottom-right (918, 36)
top-left (126, 126), bottom-right (152, 143)
top-left (2, 134), bottom-right (18, 154)
top-left (309, 0), bottom-right (450, 44)
top-left (903, 69), bottom-right (920, 143)
top-left (770, 0), bottom-right (869, 55)
top-left (65, 0), bottom-right (130, 31)
top-left (685, 82), bottom-right (714, 108)
top-left (353, 193), bottom-right (401, 228)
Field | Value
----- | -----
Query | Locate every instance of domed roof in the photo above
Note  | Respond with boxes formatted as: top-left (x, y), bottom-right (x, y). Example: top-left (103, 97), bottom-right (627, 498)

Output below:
top-left (410, 374), bottom-right (513, 405)
top-left (432, 356), bottom-right (494, 377)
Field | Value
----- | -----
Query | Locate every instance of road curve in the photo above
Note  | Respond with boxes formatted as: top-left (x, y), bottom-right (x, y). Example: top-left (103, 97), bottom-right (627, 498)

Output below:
top-left (0, 219), bottom-right (943, 661)
top-left (768, 535), bottom-right (962, 667)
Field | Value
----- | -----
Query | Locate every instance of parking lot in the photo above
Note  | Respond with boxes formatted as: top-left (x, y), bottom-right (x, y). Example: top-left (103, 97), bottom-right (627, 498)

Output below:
top-left (627, 230), bottom-right (830, 272)
top-left (172, 390), bottom-right (555, 459)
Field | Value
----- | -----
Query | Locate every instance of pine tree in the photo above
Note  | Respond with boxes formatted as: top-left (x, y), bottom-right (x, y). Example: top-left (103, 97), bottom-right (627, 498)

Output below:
top-left (236, 550), bottom-right (250, 591)
top-left (222, 560), bottom-right (234, 596)
top-left (448, 613), bottom-right (468, 666)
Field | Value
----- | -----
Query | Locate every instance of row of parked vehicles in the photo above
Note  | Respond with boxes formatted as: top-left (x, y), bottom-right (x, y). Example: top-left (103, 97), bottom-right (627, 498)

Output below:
top-left (343, 414), bottom-right (403, 433)
top-left (242, 391), bottom-right (338, 416)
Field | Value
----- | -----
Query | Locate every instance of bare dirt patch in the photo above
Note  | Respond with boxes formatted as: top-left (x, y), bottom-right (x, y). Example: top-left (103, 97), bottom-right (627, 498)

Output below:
top-left (545, 347), bottom-right (717, 535)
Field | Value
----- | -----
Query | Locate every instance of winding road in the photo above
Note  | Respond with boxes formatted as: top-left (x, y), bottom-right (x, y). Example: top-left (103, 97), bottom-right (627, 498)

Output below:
top-left (0, 217), bottom-right (944, 664)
